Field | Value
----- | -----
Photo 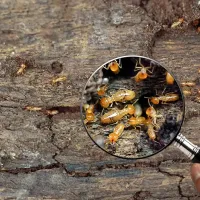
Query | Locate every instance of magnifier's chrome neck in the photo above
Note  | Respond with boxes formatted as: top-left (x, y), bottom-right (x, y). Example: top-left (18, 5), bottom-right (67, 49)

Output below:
top-left (174, 133), bottom-right (200, 160)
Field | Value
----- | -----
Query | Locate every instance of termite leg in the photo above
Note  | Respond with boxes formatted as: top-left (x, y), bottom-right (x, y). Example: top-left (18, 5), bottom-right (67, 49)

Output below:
top-left (110, 121), bottom-right (119, 125)
top-left (101, 108), bottom-right (105, 116)
top-left (104, 65), bottom-right (110, 70)
top-left (124, 122), bottom-right (131, 128)
top-left (136, 125), bottom-right (142, 132)
top-left (147, 98), bottom-right (153, 107)
top-left (118, 59), bottom-right (122, 68)
top-left (152, 122), bottom-right (160, 129)
top-left (162, 87), bottom-right (167, 95)
top-left (153, 140), bottom-right (161, 145)
top-left (147, 61), bottom-right (155, 74)
top-left (134, 60), bottom-right (141, 71)
top-left (96, 113), bottom-right (100, 117)
top-left (138, 57), bottom-right (145, 68)
top-left (133, 98), bottom-right (139, 105)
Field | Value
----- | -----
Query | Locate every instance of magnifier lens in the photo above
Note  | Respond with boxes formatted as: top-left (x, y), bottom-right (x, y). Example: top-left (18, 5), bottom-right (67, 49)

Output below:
top-left (81, 56), bottom-right (184, 159)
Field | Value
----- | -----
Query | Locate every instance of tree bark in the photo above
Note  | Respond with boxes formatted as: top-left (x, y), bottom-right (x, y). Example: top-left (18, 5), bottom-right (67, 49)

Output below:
top-left (0, 0), bottom-right (200, 199)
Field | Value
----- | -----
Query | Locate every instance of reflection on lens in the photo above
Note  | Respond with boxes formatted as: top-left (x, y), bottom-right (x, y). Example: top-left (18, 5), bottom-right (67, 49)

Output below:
top-left (81, 56), bottom-right (184, 159)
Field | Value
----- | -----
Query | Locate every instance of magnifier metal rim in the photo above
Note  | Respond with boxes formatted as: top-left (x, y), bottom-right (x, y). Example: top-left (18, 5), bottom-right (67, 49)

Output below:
top-left (80, 55), bottom-right (185, 160)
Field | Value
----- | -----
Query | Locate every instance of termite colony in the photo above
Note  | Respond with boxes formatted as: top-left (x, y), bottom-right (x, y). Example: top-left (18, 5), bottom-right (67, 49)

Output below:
top-left (8, 57), bottom-right (67, 117)
top-left (82, 57), bottom-right (184, 158)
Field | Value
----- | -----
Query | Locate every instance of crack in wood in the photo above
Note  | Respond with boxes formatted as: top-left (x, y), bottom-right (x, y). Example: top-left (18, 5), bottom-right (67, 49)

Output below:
top-left (48, 105), bottom-right (80, 114)
top-left (0, 163), bottom-right (60, 174)
top-left (157, 164), bottom-right (198, 198)
top-left (158, 165), bottom-right (186, 198)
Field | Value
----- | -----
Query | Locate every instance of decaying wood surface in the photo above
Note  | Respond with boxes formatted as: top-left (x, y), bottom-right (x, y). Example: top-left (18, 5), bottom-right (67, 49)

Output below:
top-left (0, 0), bottom-right (200, 199)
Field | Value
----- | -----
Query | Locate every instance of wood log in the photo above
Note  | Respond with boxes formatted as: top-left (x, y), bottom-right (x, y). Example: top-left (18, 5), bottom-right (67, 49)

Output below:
top-left (0, 0), bottom-right (200, 199)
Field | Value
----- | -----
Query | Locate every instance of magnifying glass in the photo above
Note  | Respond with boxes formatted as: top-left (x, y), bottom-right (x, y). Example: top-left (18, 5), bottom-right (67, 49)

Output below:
top-left (81, 55), bottom-right (200, 163)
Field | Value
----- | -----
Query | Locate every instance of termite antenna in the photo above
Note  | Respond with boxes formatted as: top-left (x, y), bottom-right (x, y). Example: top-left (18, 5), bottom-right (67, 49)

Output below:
top-left (118, 58), bottom-right (122, 68)
top-left (153, 140), bottom-right (161, 145)
top-left (132, 98), bottom-right (139, 105)
top-left (138, 57), bottom-right (145, 68)
top-left (148, 98), bottom-right (153, 107)
top-left (134, 59), bottom-right (140, 71)
top-left (101, 108), bottom-right (105, 116)
top-left (162, 87), bottom-right (167, 95)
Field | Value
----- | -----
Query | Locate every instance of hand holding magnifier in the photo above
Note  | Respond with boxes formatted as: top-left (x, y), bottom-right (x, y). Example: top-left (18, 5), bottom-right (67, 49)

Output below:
top-left (81, 55), bottom-right (200, 163)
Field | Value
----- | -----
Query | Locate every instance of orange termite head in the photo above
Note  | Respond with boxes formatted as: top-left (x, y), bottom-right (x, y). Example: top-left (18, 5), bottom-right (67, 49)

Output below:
top-left (97, 85), bottom-right (107, 96)
top-left (100, 97), bottom-right (110, 108)
top-left (127, 104), bottom-right (135, 115)
top-left (87, 105), bottom-right (94, 113)
top-left (108, 62), bottom-right (120, 74)
top-left (46, 110), bottom-right (59, 115)
top-left (150, 97), bottom-right (160, 105)
top-left (138, 68), bottom-right (148, 80)
top-left (146, 106), bottom-right (155, 117)
top-left (166, 72), bottom-right (174, 85)
top-left (178, 18), bottom-right (184, 23)
top-left (129, 117), bottom-right (137, 125)
top-left (108, 133), bottom-right (119, 144)
top-left (135, 74), bottom-right (142, 82)
top-left (97, 88), bottom-right (102, 96)
top-left (86, 113), bottom-right (95, 121)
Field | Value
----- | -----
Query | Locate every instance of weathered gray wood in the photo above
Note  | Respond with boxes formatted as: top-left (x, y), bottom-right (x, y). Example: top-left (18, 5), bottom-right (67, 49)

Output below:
top-left (0, 0), bottom-right (200, 199)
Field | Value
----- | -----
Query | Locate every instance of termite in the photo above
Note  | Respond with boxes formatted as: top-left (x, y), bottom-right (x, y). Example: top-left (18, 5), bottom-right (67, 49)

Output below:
top-left (108, 123), bottom-right (125, 144)
top-left (105, 60), bottom-right (121, 74)
top-left (84, 104), bottom-right (94, 113)
top-left (150, 93), bottom-right (179, 105)
top-left (84, 104), bottom-right (95, 124)
top-left (180, 82), bottom-right (196, 87)
top-left (166, 72), bottom-right (174, 85)
top-left (17, 63), bottom-right (27, 75)
top-left (150, 97), bottom-right (160, 105)
top-left (133, 58), bottom-right (153, 82)
top-left (101, 104), bottom-right (135, 124)
top-left (24, 106), bottom-right (42, 111)
top-left (97, 85), bottom-right (108, 96)
top-left (128, 116), bottom-right (147, 127)
top-left (45, 109), bottom-right (59, 116)
top-left (171, 18), bottom-right (184, 28)
top-left (183, 90), bottom-right (192, 96)
top-left (51, 75), bottom-right (67, 85)
top-left (146, 106), bottom-right (162, 126)
top-left (147, 122), bottom-right (156, 141)
top-left (100, 89), bottom-right (136, 108)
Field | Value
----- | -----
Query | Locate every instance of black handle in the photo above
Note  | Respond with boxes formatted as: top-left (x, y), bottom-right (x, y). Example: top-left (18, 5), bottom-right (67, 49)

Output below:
top-left (192, 150), bottom-right (200, 163)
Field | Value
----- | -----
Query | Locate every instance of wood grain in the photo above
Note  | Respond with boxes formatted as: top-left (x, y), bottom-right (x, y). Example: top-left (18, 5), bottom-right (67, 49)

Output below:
top-left (0, 0), bottom-right (200, 199)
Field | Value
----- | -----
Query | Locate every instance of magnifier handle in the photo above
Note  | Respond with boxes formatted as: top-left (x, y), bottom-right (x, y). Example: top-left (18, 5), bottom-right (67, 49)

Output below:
top-left (174, 133), bottom-right (200, 163)
top-left (192, 151), bottom-right (200, 163)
